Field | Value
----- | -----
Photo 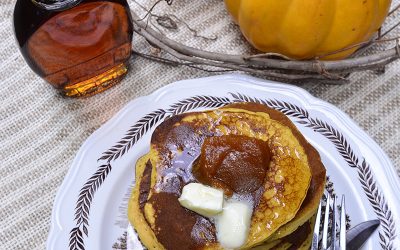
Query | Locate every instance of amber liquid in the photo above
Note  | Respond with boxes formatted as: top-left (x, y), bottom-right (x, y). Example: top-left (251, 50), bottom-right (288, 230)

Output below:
top-left (14, 0), bottom-right (133, 97)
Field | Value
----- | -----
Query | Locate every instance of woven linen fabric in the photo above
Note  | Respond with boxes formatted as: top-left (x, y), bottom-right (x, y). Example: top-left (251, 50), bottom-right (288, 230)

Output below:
top-left (1, 0), bottom-right (399, 249)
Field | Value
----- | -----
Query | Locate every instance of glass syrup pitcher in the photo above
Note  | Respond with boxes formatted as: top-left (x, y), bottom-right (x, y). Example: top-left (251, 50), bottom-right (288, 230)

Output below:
top-left (14, 0), bottom-right (134, 97)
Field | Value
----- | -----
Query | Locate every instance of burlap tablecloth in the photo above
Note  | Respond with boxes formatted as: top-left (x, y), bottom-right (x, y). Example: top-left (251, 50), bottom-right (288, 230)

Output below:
top-left (1, 0), bottom-right (399, 249)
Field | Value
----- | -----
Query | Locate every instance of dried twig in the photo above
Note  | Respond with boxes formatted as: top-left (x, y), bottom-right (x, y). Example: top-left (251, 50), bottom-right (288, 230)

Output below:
top-left (133, 20), bottom-right (348, 83)
top-left (130, 1), bottom-right (400, 83)
top-left (132, 0), bottom-right (216, 41)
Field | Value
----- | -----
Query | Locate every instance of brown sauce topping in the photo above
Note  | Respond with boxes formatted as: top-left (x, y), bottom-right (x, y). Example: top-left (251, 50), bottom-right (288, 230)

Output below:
top-left (193, 135), bottom-right (271, 195)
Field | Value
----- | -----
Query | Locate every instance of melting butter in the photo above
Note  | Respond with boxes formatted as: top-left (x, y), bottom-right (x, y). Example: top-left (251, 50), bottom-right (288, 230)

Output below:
top-left (216, 200), bottom-right (252, 249)
top-left (178, 183), bottom-right (224, 217)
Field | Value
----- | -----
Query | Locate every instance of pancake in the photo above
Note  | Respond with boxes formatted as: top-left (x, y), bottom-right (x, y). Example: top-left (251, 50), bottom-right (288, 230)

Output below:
top-left (128, 103), bottom-right (326, 249)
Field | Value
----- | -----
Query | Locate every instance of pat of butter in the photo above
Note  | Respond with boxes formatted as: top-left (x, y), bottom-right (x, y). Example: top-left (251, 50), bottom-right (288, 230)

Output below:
top-left (178, 183), bottom-right (224, 217)
top-left (216, 201), bottom-right (252, 249)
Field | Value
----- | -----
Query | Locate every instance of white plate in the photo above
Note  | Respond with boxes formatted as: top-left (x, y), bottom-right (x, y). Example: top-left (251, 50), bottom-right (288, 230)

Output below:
top-left (47, 74), bottom-right (400, 250)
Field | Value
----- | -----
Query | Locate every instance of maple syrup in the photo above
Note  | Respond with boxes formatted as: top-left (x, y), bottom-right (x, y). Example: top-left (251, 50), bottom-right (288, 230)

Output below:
top-left (14, 0), bottom-right (133, 97)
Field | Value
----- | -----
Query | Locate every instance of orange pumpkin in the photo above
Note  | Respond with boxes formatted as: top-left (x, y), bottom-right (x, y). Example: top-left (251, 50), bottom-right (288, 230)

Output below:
top-left (224, 0), bottom-right (392, 60)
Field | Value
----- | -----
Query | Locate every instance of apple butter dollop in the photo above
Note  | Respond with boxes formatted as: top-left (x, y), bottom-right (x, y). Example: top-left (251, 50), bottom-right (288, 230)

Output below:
top-left (193, 135), bottom-right (271, 195)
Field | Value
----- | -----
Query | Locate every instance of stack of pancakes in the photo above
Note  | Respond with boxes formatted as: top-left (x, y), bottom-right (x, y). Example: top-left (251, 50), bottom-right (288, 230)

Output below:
top-left (128, 103), bottom-right (326, 249)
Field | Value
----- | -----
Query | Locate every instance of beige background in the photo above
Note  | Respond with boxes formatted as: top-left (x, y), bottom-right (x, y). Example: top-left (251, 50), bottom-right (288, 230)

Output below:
top-left (1, 0), bottom-right (399, 249)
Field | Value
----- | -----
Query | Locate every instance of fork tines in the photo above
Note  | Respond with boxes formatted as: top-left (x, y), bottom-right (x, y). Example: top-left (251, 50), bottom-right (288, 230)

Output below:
top-left (311, 194), bottom-right (346, 250)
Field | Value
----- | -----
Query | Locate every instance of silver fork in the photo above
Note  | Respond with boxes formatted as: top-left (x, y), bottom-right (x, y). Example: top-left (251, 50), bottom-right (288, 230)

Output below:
top-left (311, 194), bottom-right (346, 250)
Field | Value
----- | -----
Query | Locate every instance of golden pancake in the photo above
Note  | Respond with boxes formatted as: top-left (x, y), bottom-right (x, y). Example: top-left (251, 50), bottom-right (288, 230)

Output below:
top-left (128, 103), bottom-right (325, 249)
